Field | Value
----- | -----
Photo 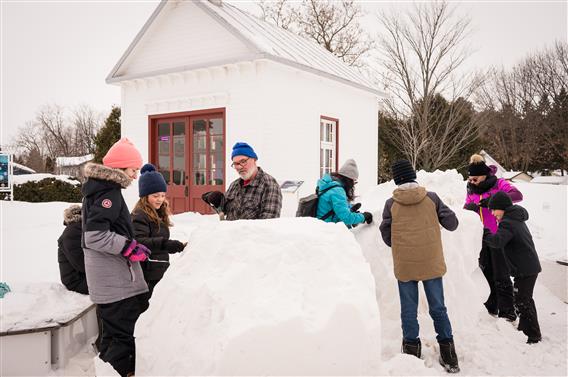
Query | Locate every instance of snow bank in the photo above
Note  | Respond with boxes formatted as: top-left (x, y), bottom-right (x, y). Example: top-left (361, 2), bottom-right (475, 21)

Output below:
top-left (0, 282), bottom-right (92, 332)
top-left (136, 217), bottom-right (382, 375)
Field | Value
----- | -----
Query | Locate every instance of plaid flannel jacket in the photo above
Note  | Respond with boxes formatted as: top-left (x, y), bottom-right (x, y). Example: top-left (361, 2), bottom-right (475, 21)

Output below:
top-left (224, 167), bottom-right (282, 220)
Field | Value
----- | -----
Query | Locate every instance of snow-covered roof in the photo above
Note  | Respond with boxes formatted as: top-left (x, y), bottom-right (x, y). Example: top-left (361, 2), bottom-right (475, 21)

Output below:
top-left (55, 154), bottom-right (93, 167)
top-left (530, 176), bottom-right (568, 185)
top-left (106, 0), bottom-right (380, 96)
top-left (502, 171), bottom-right (532, 180)
top-left (12, 162), bottom-right (36, 174)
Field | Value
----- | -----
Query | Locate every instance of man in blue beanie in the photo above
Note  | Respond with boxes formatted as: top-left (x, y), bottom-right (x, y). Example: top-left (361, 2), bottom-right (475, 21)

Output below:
top-left (202, 142), bottom-right (282, 220)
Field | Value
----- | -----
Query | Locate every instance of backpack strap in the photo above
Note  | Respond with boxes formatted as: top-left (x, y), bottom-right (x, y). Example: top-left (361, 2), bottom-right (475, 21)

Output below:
top-left (321, 209), bottom-right (334, 221)
top-left (316, 185), bottom-right (337, 221)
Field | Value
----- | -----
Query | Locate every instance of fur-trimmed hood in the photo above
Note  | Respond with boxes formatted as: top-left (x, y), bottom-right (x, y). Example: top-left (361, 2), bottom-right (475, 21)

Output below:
top-left (63, 204), bottom-right (82, 225)
top-left (83, 162), bottom-right (132, 189)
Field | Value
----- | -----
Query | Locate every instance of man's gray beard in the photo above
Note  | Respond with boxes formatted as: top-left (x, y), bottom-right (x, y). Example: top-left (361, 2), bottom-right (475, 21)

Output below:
top-left (239, 167), bottom-right (256, 180)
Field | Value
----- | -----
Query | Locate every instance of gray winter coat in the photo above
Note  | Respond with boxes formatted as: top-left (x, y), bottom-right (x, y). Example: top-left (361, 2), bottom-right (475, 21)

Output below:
top-left (81, 163), bottom-right (148, 304)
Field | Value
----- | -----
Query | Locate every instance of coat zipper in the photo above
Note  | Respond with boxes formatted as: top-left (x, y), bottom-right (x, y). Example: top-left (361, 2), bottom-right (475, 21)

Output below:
top-left (127, 260), bottom-right (135, 282)
top-left (479, 194), bottom-right (484, 224)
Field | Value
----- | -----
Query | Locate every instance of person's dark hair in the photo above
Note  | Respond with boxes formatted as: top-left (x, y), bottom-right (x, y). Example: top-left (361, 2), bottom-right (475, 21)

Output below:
top-left (331, 172), bottom-right (356, 201)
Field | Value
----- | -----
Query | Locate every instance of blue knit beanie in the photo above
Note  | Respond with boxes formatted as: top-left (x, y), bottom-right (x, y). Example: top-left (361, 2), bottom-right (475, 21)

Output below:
top-left (138, 163), bottom-right (167, 197)
top-left (231, 142), bottom-right (258, 160)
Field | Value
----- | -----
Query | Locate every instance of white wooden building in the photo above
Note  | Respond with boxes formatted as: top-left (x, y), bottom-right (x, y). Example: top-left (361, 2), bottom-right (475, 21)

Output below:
top-left (106, 0), bottom-right (381, 214)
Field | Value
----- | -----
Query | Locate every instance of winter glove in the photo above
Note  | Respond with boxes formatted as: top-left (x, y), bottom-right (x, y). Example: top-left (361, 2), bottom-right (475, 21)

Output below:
top-left (362, 212), bottom-right (373, 224)
top-left (478, 197), bottom-right (491, 208)
top-left (202, 191), bottom-right (225, 210)
top-left (464, 202), bottom-right (479, 212)
top-left (122, 240), bottom-right (151, 262)
top-left (164, 239), bottom-right (186, 253)
top-left (350, 203), bottom-right (362, 213)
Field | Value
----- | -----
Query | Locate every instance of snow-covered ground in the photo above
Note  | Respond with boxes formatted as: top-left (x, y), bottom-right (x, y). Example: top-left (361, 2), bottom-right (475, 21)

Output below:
top-left (0, 170), bottom-right (566, 375)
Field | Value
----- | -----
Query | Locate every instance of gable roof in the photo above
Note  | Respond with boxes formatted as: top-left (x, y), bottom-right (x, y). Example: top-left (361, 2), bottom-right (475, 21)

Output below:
top-left (106, 0), bottom-right (380, 95)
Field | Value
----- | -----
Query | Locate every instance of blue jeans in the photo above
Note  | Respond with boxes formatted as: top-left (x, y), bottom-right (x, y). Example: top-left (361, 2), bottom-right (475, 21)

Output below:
top-left (398, 277), bottom-right (453, 343)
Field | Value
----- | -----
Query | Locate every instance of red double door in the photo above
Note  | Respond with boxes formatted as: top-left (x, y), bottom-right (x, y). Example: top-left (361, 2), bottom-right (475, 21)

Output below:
top-left (149, 109), bottom-right (225, 214)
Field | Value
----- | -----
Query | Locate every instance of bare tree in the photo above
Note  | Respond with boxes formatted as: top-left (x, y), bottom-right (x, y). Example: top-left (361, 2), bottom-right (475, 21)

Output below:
top-left (11, 104), bottom-right (104, 172)
top-left (478, 41), bottom-right (568, 172)
top-left (258, 0), bottom-right (295, 30)
top-left (377, 1), bottom-right (485, 170)
top-left (258, 0), bottom-right (373, 68)
top-left (36, 104), bottom-right (72, 158)
top-left (72, 104), bottom-right (104, 155)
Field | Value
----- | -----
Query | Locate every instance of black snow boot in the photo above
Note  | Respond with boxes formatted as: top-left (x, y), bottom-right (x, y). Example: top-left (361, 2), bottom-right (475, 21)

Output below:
top-left (498, 310), bottom-right (517, 322)
top-left (402, 339), bottom-right (421, 358)
top-left (439, 340), bottom-right (460, 373)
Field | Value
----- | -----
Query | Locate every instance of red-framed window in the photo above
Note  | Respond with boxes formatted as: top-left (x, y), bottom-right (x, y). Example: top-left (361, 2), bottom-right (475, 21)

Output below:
top-left (320, 116), bottom-right (339, 177)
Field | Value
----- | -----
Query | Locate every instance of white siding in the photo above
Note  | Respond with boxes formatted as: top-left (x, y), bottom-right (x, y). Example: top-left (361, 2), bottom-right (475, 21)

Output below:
top-left (252, 62), bottom-right (378, 198)
top-left (116, 1), bottom-right (252, 79)
top-left (120, 60), bottom-right (378, 207)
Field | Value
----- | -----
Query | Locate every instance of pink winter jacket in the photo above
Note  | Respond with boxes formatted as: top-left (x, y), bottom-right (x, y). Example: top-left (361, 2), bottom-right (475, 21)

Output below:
top-left (464, 177), bottom-right (523, 233)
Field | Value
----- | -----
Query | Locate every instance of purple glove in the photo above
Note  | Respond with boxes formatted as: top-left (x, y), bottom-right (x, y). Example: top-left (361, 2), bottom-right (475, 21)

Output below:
top-left (122, 240), bottom-right (151, 262)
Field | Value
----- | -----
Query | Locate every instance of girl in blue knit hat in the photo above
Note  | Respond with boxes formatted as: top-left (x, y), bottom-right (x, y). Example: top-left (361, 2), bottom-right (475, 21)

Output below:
top-left (131, 163), bottom-right (187, 313)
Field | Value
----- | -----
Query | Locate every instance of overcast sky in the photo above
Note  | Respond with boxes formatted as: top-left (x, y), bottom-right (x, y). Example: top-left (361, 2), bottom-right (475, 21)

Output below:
top-left (1, 0), bottom-right (566, 148)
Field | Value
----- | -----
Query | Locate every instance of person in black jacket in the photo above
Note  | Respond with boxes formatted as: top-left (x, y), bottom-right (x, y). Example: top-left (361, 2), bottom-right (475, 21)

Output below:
top-left (58, 204), bottom-right (88, 294)
top-left (132, 163), bottom-right (187, 313)
top-left (483, 191), bottom-right (542, 344)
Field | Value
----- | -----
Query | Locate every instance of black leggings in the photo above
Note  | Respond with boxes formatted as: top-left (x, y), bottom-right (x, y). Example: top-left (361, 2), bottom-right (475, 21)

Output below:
top-left (479, 244), bottom-right (515, 316)
top-left (97, 294), bottom-right (146, 377)
top-left (514, 274), bottom-right (541, 339)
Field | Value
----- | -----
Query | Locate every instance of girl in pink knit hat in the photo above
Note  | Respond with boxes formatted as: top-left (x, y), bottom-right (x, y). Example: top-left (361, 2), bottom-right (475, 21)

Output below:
top-left (81, 138), bottom-right (149, 377)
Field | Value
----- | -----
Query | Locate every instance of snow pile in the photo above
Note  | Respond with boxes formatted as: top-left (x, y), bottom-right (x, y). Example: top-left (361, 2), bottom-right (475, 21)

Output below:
top-left (0, 282), bottom-right (92, 332)
top-left (136, 217), bottom-right (382, 375)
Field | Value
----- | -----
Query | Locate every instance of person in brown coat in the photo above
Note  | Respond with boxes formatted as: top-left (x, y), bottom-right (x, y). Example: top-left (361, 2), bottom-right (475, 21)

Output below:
top-left (379, 160), bottom-right (460, 373)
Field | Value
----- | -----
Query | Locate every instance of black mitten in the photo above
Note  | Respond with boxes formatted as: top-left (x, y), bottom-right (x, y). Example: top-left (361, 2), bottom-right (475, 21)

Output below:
top-left (202, 191), bottom-right (225, 209)
top-left (478, 197), bottom-right (491, 208)
top-left (350, 203), bottom-right (362, 213)
top-left (464, 202), bottom-right (479, 212)
top-left (362, 212), bottom-right (373, 224)
top-left (164, 240), bottom-right (186, 253)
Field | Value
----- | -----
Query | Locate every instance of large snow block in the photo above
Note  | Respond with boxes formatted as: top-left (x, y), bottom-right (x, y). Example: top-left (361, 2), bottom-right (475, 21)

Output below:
top-left (136, 217), bottom-right (381, 375)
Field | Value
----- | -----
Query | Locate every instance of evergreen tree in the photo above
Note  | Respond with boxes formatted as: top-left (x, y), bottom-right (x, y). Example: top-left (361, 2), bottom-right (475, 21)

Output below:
top-left (544, 88), bottom-right (568, 173)
top-left (94, 106), bottom-right (121, 163)
top-left (378, 112), bottom-right (405, 182)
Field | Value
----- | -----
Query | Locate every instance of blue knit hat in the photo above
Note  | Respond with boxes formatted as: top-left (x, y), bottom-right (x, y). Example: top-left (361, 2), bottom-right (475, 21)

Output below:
top-left (138, 163), bottom-right (167, 197)
top-left (231, 142), bottom-right (258, 160)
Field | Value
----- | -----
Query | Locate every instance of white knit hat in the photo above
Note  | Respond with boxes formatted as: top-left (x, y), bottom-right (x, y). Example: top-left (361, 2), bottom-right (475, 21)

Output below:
top-left (338, 159), bottom-right (359, 181)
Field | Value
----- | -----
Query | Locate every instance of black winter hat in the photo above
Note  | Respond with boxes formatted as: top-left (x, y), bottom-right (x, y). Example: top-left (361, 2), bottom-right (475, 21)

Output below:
top-left (392, 159), bottom-right (417, 185)
top-left (488, 191), bottom-right (513, 210)
top-left (138, 163), bottom-right (167, 197)
top-left (468, 154), bottom-right (491, 176)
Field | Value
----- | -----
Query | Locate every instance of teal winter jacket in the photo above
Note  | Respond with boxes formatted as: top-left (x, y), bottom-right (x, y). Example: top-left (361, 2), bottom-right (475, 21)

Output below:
top-left (316, 174), bottom-right (365, 226)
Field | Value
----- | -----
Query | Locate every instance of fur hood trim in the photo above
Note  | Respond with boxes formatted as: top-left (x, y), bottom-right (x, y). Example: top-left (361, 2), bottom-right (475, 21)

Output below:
top-left (83, 162), bottom-right (132, 188)
top-left (63, 204), bottom-right (82, 225)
